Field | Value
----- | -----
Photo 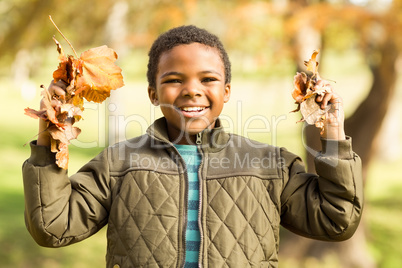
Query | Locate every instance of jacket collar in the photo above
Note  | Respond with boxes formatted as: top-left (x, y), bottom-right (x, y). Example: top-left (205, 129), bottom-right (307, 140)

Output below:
top-left (146, 117), bottom-right (231, 153)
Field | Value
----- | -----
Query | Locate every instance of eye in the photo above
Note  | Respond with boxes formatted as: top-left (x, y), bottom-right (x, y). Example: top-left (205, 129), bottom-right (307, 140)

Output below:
top-left (202, 77), bottom-right (218, 83)
top-left (163, 79), bottom-right (181, 84)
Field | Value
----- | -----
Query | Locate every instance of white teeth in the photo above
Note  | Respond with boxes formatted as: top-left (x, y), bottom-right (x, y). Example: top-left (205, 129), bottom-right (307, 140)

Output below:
top-left (181, 107), bottom-right (205, 112)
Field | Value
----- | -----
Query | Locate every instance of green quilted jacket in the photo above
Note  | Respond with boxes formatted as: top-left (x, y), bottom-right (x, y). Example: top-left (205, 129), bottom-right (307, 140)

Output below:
top-left (22, 118), bottom-right (363, 268)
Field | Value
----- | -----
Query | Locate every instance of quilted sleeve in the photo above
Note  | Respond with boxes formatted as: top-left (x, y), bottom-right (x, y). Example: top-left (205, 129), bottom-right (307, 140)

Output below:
top-left (279, 137), bottom-right (363, 241)
top-left (22, 141), bottom-right (111, 247)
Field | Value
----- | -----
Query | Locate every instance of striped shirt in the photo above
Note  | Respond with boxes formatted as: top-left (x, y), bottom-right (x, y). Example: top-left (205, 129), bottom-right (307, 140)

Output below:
top-left (174, 144), bottom-right (201, 267)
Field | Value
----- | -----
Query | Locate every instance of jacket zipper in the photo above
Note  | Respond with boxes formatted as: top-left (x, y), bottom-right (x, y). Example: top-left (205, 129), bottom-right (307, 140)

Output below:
top-left (196, 132), bottom-right (202, 145)
top-left (175, 132), bottom-right (203, 267)
top-left (196, 132), bottom-right (204, 267)
top-left (154, 135), bottom-right (197, 267)
top-left (181, 152), bottom-right (189, 268)
top-left (169, 145), bottom-right (189, 268)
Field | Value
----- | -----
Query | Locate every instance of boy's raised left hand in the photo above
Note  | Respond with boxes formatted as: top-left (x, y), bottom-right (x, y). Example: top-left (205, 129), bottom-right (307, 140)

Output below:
top-left (314, 80), bottom-right (346, 140)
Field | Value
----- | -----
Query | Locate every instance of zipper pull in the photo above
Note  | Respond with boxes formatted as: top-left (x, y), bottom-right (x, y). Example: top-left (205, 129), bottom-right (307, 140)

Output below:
top-left (196, 132), bottom-right (202, 145)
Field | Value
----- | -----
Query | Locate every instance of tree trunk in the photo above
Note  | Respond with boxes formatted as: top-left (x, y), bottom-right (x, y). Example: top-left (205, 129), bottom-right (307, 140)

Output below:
top-left (344, 39), bottom-right (399, 177)
top-left (104, 1), bottom-right (129, 146)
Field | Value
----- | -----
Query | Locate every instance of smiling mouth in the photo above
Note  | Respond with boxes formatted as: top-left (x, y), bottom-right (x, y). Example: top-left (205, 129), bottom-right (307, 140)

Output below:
top-left (180, 106), bottom-right (207, 112)
top-left (177, 106), bottom-right (209, 118)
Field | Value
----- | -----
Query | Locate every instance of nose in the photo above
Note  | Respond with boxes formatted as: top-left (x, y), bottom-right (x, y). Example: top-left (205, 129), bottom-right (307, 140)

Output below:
top-left (182, 79), bottom-right (202, 98)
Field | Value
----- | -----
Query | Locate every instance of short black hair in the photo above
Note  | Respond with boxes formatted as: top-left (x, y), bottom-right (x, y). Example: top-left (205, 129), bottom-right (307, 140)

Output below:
top-left (147, 25), bottom-right (231, 88)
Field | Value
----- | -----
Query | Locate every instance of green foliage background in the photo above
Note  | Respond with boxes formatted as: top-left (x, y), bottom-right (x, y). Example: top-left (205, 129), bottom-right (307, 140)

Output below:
top-left (1, 0), bottom-right (402, 267)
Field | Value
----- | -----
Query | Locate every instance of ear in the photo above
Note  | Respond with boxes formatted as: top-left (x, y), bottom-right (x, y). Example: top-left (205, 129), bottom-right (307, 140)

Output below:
top-left (223, 83), bottom-right (231, 103)
top-left (148, 86), bottom-right (159, 106)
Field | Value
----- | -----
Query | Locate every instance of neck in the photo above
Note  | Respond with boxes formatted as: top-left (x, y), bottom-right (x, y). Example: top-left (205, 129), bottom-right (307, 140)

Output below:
top-left (166, 125), bottom-right (194, 145)
top-left (166, 124), bottom-right (211, 145)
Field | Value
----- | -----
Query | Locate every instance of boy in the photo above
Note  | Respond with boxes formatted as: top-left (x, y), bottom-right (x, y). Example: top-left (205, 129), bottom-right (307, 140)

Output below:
top-left (23, 25), bottom-right (363, 268)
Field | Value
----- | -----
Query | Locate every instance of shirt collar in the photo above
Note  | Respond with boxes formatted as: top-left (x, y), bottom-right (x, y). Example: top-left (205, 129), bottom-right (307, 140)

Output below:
top-left (146, 117), bottom-right (231, 153)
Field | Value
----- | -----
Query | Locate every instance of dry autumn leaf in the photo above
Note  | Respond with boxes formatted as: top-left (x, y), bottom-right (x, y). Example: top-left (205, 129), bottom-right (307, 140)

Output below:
top-left (299, 97), bottom-right (330, 125)
top-left (76, 46), bottom-right (124, 103)
top-left (55, 142), bottom-right (69, 169)
top-left (304, 49), bottom-right (320, 74)
top-left (24, 16), bottom-right (124, 169)
top-left (291, 50), bottom-right (332, 133)
top-left (292, 72), bottom-right (308, 104)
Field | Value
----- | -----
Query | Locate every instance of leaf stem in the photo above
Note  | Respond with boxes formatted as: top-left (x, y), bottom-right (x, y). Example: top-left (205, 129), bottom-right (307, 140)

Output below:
top-left (49, 15), bottom-right (79, 58)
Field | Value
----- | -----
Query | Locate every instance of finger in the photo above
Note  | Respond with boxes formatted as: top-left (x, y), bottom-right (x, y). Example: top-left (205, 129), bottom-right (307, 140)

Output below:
top-left (316, 94), bottom-right (323, 102)
top-left (314, 79), bottom-right (324, 88)
top-left (50, 99), bottom-right (62, 113)
top-left (321, 92), bottom-right (333, 109)
top-left (314, 78), bottom-right (333, 93)
top-left (54, 87), bottom-right (66, 99)
top-left (54, 79), bottom-right (68, 88)
top-left (313, 79), bottom-right (330, 89)
top-left (39, 94), bottom-right (62, 112)
top-left (48, 80), bottom-right (66, 98)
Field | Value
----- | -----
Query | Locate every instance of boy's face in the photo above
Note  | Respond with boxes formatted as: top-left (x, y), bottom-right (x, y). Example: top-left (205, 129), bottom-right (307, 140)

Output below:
top-left (148, 43), bottom-right (231, 144)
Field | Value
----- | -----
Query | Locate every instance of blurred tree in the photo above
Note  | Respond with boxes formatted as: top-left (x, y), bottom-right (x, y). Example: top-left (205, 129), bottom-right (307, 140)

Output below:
top-left (0, 0), bottom-right (116, 57)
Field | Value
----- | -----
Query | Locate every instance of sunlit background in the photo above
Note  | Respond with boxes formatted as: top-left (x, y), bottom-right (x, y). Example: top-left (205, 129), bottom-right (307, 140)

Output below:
top-left (1, 0), bottom-right (401, 267)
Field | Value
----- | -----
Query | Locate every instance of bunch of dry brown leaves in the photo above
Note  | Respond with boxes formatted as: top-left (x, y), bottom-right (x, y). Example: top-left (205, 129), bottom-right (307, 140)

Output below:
top-left (291, 49), bottom-right (332, 131)
top-left (24, 16), bottom-right (124, 169)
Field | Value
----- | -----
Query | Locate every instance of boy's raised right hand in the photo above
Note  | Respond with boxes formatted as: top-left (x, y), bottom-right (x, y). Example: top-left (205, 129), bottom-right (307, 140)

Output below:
top-left (37, 80), bottom-right (67, 146)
